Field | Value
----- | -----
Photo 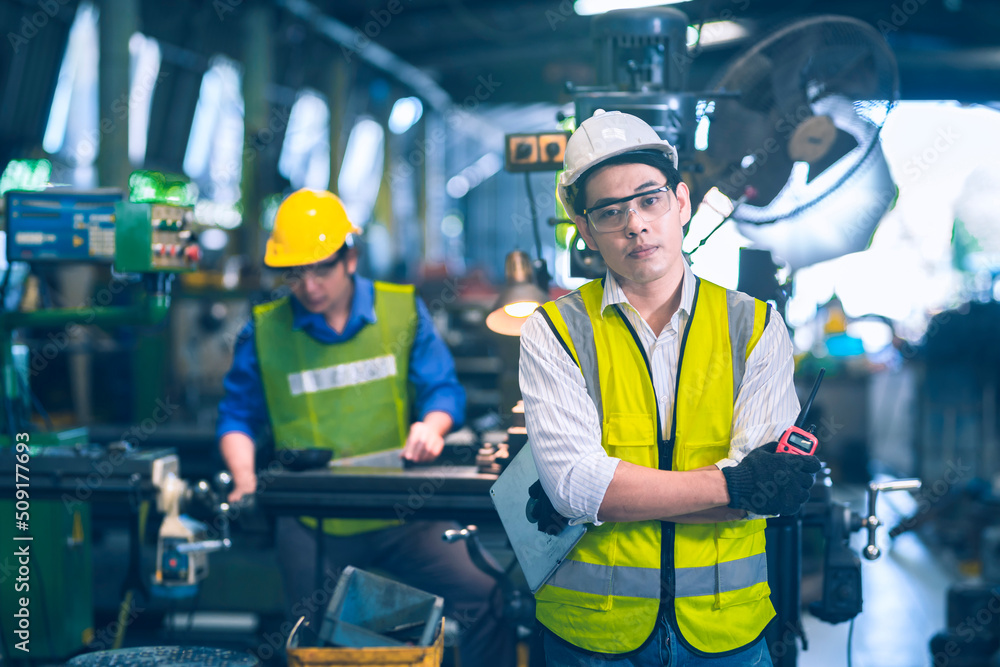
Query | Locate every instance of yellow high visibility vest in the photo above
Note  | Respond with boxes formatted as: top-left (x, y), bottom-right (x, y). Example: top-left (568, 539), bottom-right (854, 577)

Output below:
top-left (254, 282), bottom-right (416, 535)
top-left (535, 277), bottom-right (773, 656)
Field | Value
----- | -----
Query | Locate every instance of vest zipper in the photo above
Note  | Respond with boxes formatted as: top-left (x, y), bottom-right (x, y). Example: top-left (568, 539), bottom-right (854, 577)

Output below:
top-left (666, 279), bottom-right (698, 632)
top-left (615, 291), bottom-right (688, 609)
top-left (614, 276), bottom-right (700, 623)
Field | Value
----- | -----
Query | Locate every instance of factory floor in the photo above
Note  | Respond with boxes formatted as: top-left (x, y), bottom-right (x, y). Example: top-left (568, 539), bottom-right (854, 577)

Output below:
top-left (796, 482), bottom-right (974, 667)
top-left (66, 490), bottom-right (969, 667)
top-left (799, 531), bottom-right (952, 666)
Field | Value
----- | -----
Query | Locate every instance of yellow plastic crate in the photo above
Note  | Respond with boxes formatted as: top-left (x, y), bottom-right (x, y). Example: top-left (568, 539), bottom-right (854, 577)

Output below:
top-left (286, 618), bottom-right (444, 667)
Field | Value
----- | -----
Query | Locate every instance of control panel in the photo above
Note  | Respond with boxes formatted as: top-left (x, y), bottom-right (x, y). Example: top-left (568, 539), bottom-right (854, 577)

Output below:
top-left (4, 189), bottom-right (122, 262)
top-left (114, 201), bottom-right (201, 273)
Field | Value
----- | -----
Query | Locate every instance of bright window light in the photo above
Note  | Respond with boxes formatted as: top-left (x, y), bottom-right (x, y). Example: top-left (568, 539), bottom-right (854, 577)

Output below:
top-left (955, 162), bottom-right (1000, 257)
top-left (575, 0), bottom-right (691, 16)
top-left (446, 176), bottom-right (469, 199)
top-left (194, 201), bottom-right (242, 229)
top-left (183, 56), bottom-right (244, 207)
top-left (128, 33), bottom-right (161, 165)
top-left (445, 153), bottom-right (502, 200)
top-left (781, 101), bottom-right (1000, 344)
top-left (441, 214), bottom-right (464, 239)
top-left (388, 97), bottom-right (424, 135)
top-left (687, 21), bottom-right (748, 47)
top-left (199, 227), bottom-right (229, 251)
top-left (694, 99), bottom-right (714, 151)
top-left (279, 90), bottom-right (331, 190)
top-left (846, 321), bottom-right (894, 354)
top-left (338, 118), bottom-right (385, 227)
top-left (43, 1), bottom-right (98, 182)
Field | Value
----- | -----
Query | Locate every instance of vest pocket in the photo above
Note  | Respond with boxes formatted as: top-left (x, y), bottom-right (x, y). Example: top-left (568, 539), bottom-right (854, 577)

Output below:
top-left (714, 519), bottom-right (770, 609)
top-left (605, 413), bottom-right (657, 468)
top-left (677, 437), bottom-right (730, 471)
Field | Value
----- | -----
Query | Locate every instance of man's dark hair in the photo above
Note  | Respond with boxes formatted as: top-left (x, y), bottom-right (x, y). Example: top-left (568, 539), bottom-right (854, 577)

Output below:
top-left (566, 150), bottom-right (682, 218)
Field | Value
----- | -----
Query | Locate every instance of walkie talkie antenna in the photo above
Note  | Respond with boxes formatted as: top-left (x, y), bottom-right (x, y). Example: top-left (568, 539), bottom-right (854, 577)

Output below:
top-left (795, 369), bottom-right (825, 429)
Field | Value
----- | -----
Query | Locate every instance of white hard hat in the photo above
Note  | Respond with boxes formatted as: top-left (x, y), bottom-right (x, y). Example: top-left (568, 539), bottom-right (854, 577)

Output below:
top-left (558, 110), bottom-right (679, 217)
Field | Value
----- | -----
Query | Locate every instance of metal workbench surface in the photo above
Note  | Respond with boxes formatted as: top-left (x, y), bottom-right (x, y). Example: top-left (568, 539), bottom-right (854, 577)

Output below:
top-left (253, 446), bottom-right (501, 523)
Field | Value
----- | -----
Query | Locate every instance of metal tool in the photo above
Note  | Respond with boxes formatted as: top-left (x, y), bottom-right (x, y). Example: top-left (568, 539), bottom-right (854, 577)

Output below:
top-left (862, 478), bottom-right (923, 560)
top-left (153, 467), bottom-right (232, 596)
top-left (802, 472), bottom-right (923, 631)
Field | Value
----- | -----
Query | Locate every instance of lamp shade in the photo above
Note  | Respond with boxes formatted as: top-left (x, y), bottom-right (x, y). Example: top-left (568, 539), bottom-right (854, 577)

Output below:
top-left (486, 251), bottom-right (549, 336)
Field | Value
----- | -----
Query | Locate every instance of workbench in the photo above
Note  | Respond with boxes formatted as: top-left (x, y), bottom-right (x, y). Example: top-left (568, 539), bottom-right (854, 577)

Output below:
top-left (253, 445), bottom-right (500, 524)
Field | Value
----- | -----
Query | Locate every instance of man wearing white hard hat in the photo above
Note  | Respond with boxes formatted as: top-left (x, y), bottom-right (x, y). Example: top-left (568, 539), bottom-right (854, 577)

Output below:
top-left (518, 111), bottom-right (820, 665)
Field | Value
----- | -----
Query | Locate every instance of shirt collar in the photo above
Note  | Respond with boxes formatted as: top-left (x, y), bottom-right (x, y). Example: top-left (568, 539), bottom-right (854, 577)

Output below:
top-left (289, 274), bottom-right (377, 331)
top-left (600, 258), bottom-right (696, 320)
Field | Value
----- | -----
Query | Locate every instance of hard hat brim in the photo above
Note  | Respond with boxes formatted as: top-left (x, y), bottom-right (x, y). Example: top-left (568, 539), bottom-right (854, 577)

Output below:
top-left (263, 228), bottom-right (358, 268)
top-left (557, 143), bottom-right (678, 217)
top-left (560, 142), bottom-right (678, 190)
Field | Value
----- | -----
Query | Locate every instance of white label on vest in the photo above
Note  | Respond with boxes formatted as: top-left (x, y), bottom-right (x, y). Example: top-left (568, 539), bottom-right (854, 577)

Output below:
top-left (287, 355), bottom-right (398, 396)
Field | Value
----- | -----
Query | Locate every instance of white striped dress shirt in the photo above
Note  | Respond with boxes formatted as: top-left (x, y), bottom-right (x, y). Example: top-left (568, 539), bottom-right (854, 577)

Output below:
top-left (518, 261), bottom-right (800, 525)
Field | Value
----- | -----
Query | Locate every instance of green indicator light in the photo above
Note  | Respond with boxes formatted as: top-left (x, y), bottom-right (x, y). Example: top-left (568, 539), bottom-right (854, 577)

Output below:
top-left (0, 159), bottom-right (52, 196)
top-left (129, 170), bottom-right (198, 207)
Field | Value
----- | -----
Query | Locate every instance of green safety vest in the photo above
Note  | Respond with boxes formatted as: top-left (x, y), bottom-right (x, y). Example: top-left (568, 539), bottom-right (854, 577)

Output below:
top-left (253, 282), bottom-right (417, 536)
top-left (536, 277), bottom-right (773, 656)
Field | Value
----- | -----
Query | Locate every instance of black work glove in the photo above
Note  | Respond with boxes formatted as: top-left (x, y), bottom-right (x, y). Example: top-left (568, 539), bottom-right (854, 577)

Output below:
top-left (526, 480), bottom-right (569, 536)
top-left (721, 442), bottom-right (821, 516)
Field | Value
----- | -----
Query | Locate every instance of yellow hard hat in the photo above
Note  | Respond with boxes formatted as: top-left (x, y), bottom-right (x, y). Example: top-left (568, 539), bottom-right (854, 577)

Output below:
top-left (264, 189), bottom-right (360, 267)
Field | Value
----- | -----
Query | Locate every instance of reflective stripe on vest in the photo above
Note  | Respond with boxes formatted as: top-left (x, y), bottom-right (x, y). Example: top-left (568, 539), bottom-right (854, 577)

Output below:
top-left (545, 553), bottom-right (767, 600)
top-left (548, 289), bottom-right (604, 426)
top-left (254, 282), bottom-right (416, 536)
top-left (546, 560), bottom-right (660, 599)
top-left (534, 277), bottom-right (772, 655)
top-left (675, 552), bottom-right (768, 598)
top-left (287, 354), bottom-right (398, 396)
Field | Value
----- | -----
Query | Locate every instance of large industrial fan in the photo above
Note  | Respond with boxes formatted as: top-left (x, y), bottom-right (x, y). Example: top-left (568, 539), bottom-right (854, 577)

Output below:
top-left (688, 15), bottom-right (899, 270)
top-left (557, 10), bottom-right (900, 281)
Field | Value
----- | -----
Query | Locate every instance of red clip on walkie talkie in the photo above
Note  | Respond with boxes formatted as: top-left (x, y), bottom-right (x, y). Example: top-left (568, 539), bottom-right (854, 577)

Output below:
top-left (777, 369), bottom-right (825, 455)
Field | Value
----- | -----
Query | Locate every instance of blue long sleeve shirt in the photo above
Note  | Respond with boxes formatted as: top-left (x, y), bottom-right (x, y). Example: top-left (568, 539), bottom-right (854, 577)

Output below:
top-left (216, 276), bottom-right (465, 442)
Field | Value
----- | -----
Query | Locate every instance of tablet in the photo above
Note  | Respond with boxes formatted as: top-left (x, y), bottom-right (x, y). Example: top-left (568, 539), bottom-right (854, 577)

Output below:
top-left (489, 443), bottom-right (587, 593)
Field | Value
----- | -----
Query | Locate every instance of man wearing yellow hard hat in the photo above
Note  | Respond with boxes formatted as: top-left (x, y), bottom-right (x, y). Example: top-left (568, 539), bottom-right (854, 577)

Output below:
top-left (218, 189), bottom-right (513, 665)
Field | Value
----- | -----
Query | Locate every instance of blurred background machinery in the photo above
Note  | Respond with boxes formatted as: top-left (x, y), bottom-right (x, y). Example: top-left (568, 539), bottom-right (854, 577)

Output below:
top-left (2, 0), bottom-right (1000, 665)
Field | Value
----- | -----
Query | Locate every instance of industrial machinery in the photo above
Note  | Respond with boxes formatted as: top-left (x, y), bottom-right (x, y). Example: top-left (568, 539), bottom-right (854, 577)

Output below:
top-left (2, 173), bottom-right (202, 441)
top-left (683, 15), bottom-right (898, 272)
top-left (516, 8), bottom-right (898, 294)
top-left (152, 461), bottom-right (233, 596)
top-left (0, 169), bottom-right (212, 662)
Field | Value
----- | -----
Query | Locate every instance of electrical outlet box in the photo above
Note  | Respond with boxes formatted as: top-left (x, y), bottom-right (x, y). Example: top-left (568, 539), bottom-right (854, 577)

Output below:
top-left (505, 132), bottom-right (571, 172)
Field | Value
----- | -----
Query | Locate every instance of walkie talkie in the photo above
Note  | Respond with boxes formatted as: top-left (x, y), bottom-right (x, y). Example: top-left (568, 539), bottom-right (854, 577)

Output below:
top-left (777, 369), bottom-right (825, 455)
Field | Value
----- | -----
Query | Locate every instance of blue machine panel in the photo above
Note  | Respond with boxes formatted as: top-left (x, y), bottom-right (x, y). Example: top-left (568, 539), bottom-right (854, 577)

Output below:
top-left (5, 189), bottom-right (123, 262)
